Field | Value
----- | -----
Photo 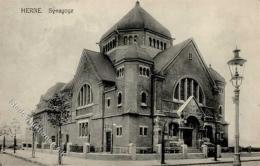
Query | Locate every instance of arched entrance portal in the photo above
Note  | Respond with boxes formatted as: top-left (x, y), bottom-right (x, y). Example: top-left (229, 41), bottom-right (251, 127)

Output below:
top-left (183, 116), bottom-right (200, 147)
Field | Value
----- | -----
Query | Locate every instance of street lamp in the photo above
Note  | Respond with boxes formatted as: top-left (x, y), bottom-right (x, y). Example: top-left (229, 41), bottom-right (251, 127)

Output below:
top-left (227, 47), bottom-right (247, 166)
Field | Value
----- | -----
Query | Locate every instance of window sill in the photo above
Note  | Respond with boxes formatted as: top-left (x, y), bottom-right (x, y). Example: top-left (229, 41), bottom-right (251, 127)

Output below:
top-left (77, 103), bottom-right (94, 110)
top-left (141, 103), bottom-right (147, 107)
top-left (117, 104), bottom-right (122, 108)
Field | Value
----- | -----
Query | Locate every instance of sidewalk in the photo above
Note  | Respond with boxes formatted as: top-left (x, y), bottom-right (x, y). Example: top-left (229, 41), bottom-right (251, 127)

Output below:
top-left (4, 149), bottom-right (260, 166)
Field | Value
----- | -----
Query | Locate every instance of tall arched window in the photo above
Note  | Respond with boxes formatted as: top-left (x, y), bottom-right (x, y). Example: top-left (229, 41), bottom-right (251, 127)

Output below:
top-left (117, 92), bottom-right (122, 106)
top-left (173, 78), bottom-right (205, 104)
top-left (141, 92), bottom-right (147, 104)
top-left (219, 106), bottom-right (223, 116)
top-left (77, 84), bottom-right (93, 107)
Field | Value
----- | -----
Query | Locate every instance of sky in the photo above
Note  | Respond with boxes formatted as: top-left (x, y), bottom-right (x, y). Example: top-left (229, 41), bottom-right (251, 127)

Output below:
top-left (0, 0), bottom-right (259, 146)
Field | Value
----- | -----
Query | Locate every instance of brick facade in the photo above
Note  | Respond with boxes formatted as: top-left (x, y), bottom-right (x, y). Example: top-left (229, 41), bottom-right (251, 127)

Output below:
top-left (34, 1), bottom-right (228, 151)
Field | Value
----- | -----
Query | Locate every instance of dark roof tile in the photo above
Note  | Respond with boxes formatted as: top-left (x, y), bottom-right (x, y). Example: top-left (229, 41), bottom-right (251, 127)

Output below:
top-left (101, 2), bottom-right (171, 41)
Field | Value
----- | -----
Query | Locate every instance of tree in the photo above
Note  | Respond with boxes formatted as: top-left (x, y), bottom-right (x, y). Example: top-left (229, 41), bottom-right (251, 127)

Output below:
top-left (31, 112), bottom-right (42, 158)
top-left (46, 92), bottom-right (71, 165)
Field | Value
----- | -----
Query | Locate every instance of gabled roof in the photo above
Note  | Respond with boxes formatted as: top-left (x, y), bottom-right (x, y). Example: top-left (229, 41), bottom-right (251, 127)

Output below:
top-left (154, 38), bottom-right (191, 72)
top-left (177, 96), bottom-right (205, 117)
top-left (100, 1), bottom-right (171, 41)
top-left (154, 38), bottom-right (217, 88)
top-left (36, 82), bottom-right (65, 113)
top-left (61, 79), bottom-right (74, 92)
top-left (75, 49), bottom-right (116, 82)
top-left (208, 66), bottom-right (225, 83)
top-left (42, 82), bottom-right (65, 100)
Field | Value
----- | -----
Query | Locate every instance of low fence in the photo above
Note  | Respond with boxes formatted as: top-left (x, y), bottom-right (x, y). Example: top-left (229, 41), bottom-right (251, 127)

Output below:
top-left (43, 144), bottom-right (50, 149)
top-left (222, 146), bottom-right (260, 153)
top-left (70, 144), bottom-right (83, 153)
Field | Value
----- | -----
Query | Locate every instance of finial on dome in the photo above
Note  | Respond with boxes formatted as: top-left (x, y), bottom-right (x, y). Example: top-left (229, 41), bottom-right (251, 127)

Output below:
top-left (209, 64), bottom-right (212, 68)
top-left (136, 1), bottom-right (140, 6)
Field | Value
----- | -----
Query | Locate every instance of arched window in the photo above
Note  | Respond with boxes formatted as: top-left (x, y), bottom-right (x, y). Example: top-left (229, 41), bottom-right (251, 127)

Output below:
top-left (157, 40), bottom-right (159, 49)
top-left (139, 67), bottom-right (143, 75)
top-left (164, 43), bottom-right (167, 50)
top-left (149, 37), bottom-right (152, 46)
top-left (129, 36), bottom-right (133, 45)
top-left (160, 41), bottom-right (163, 50)
top-left (153, 39), bottom-right (156, 48)
top-left (146, 69), bottom-right (150, 77)
top-left (219, 106), bottom-right (223, 116)
top-left (173, 78), bottom-right (205, 104)
top-left (142, 68), bottom-right (146, 76)
top-left (141, 92), bottom-right (147, 104)
top-left (117, 92), bottom-right (122, 106)
top-left (113, 39), bottom-right (116, 48)
top-left (77, 84), bottom-right (93, 107)
top-left (139, 65), bottom-right (150, 77)
top-left (124, 36), bottom-right (128, 45)
top-left (134, 35), bottom-right (138, 44)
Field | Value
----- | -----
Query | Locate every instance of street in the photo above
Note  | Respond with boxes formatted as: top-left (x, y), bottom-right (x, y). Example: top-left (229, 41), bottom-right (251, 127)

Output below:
top-left (1, 152), bottom-right (260, 166)
top-left (0, 153), bottom-right (40, 166)
top-left (205, 161), bottom-right (260, 166)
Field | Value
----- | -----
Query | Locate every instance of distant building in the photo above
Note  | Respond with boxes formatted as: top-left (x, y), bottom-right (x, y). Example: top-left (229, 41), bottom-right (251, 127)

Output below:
top-left (33, 1), bottom-right (228, 152)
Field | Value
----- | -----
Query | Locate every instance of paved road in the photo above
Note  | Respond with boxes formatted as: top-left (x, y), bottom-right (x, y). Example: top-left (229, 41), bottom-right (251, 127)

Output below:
top-left (0, 153), bottom-right (39, 166)
top-left (207, 161), bottom-right (260, 166)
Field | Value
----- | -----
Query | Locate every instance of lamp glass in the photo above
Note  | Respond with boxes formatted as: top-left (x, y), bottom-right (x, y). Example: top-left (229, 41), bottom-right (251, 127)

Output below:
top-left (227, 52), bottom-right (246, 87)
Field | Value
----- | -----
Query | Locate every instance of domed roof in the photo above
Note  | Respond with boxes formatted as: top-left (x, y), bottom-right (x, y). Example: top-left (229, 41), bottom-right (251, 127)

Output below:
top-left (100, 1), bottom-right (172, 41)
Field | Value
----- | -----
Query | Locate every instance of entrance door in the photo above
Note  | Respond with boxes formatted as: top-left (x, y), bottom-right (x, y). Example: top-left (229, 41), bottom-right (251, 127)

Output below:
top-left (183, 129), bottom-right (193, 147)
top-left (106, 131), bottom-right (112, 152)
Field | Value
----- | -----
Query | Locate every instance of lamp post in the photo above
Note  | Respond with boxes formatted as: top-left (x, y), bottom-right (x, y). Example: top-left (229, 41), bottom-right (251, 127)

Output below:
top-left (14, 132), bottom-right (16, 154)
top-left (227, 47), bottom-right (246, 166)
top-left (161, 122), bottom-right (167, 164)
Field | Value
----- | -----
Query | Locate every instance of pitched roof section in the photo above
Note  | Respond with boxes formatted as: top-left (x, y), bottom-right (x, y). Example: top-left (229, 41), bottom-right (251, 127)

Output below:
top-left (154, 38), bottom-right (192, 72)
top-left (109, 45), bottom-right (153, 63)
top-left (36, 82), bottom-right (66, 113)
top-left (76, 49), bottom-right (116, 82)
top-left (100, 1), bottom-right (172, 41)
top-left (208, 66), bottom-right (225, 83)
top-left (42, 82), bottom-right (66, 100)
top-left (154, 38), bottom-right (218, 88)
top-left (177, 96), bottom-right (205, 117)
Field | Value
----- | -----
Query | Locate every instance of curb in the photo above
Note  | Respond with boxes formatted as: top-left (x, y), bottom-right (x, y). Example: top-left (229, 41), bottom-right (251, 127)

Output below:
top-left (4, 151), bottom-right (260, 166)
top-left (4, 151), bottom-right (48, 166)
top-left (153, 158), bottom-right (260, 166)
